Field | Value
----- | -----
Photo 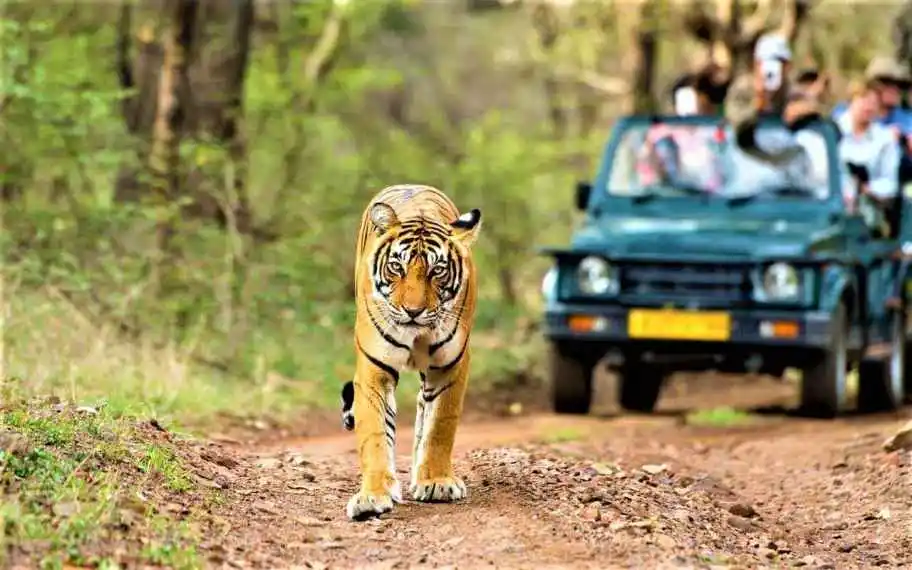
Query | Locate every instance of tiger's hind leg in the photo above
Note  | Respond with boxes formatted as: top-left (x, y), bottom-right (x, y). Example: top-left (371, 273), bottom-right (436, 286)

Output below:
top-left (410, 349), bottom-right (470, 503)
top-left (346, 351), bottom-right (402, 520)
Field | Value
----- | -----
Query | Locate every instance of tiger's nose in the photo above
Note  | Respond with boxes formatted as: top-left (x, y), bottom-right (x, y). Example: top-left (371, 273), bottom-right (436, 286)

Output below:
top-left (404, 307), bottom-right (425, 319)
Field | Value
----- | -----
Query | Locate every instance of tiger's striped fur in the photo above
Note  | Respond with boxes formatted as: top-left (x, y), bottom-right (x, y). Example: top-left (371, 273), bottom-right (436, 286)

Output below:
top-left (344, 184), bottom-right (481, 521)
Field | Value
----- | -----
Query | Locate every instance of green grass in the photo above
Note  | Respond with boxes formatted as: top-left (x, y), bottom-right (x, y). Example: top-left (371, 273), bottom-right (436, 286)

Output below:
top-left (684, 406), bottom-right (759, 428)
top-left (541, 426), bottom-right (586, 443)
top-left (0, 395), bottom-right (202, 569)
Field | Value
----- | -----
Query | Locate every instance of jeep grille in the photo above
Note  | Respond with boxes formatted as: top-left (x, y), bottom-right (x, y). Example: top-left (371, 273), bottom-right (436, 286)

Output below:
top-left (620, 263), bottom-right (751, 304)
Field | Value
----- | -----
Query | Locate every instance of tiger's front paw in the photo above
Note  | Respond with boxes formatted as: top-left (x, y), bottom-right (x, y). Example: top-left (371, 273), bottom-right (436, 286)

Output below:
top-left (346, 491), bottom-right (394, 521)
top-left (410, 476), bottom-right (467, 503)
top-left (345, 479), bottom-right (402, 521)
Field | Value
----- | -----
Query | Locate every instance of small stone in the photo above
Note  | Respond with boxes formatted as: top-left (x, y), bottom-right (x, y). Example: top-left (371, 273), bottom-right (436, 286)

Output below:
top-left (52, 502), bottom-right (79, 517)
top-left (883, 419), bottom-right (912, 452)
top-left (288, 454), bottom-right (311, 466)
top-left (728, 502), bottom-right (758, 518)
top-left (653, 533), bottom-right (676, 549)
top-left (255, 457), bottom-right (282, 469)
top-left (253, 500), bottom-right (280, 515)
top-left (727, 515), bottom-right (756, 532)
top-left (641, 463), bottom-right (668, 475)
top-left (582, 505), bottom-right (601, 521)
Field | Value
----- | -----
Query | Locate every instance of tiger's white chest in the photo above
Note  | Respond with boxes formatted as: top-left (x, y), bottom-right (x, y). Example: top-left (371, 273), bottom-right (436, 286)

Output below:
top-left (379, 321), bottom-right (466, 373)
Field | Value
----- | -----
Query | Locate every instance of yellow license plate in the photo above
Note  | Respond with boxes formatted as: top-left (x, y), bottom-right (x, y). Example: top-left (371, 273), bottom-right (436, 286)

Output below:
top-left (628, 309), bottom-right (731, 341)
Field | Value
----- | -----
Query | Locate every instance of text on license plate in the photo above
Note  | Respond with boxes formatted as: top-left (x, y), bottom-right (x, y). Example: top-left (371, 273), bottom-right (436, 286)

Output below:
top-left (627, 309), bottom-right (731, 341)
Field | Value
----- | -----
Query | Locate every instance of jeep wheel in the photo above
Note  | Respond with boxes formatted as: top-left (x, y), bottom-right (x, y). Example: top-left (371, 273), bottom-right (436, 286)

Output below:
top-left (800, 303), bottom-right (850, 418)
top-left (858, 309), bottom-right (906, 412)
top-left (617, 363), bottom-right (665, 413)
top-left (904, 306), bottom-right (912, 404)
top-left (549, 344), bottom-right (596, 415)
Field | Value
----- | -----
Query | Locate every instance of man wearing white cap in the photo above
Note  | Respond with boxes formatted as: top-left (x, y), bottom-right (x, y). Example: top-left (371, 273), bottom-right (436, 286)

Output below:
top-left (753, 33), bottom-right (794, 116)
top-left (726, 32), bottom-right (826, 183)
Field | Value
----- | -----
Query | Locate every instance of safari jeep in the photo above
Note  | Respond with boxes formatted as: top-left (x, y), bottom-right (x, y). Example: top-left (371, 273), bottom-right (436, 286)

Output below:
top-left (540, 114), bottom-right (912, 418)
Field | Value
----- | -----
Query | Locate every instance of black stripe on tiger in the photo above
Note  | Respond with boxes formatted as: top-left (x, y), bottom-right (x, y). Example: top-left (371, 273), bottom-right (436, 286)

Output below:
top-left (429, 337), bottom-right (469, 373)
top-left (384, 401), bottom-right (396, 450)
top-left (429, 293), bottom-right (468, 356)
top-left (356, 341), bottom-right (400, 384)
top-left (372, 237), bottom-right (396, 296)
top-left (421, 380), bottom-right (455, 403)
top-left (366, 304), bottom-right (410, 350)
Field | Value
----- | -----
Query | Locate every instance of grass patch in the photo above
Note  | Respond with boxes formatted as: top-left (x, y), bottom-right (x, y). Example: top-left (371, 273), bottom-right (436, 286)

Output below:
top-left (685, 406), bottom-right (759, 428)
top-left (0, 395), bottom-right (203, 569)
top-left (541, 426), bottom-right (586, 443)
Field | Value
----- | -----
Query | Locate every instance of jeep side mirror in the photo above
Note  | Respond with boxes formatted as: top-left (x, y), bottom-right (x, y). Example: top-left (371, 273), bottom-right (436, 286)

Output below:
top-left (575, 181), bottom-right (592, 211)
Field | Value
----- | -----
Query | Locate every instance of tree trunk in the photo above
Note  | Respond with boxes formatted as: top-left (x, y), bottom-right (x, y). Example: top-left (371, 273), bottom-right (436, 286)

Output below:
top-left (147, 0), bottom-right (198, 288)
top-left (630, 0), bottom-right (659, 114)
top-left (115, 0), bottom-right (259, 239)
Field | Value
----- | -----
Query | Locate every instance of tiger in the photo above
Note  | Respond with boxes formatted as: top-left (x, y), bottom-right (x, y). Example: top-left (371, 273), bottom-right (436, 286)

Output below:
top-left (342, 183), bottom-right (481, 521)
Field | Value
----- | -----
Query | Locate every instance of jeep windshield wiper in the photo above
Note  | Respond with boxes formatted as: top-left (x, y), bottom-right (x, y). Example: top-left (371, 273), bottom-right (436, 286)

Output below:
top-left (632, 183), bottom-right (709, 204)
top-left (726, 185), bottom-right (818, 206)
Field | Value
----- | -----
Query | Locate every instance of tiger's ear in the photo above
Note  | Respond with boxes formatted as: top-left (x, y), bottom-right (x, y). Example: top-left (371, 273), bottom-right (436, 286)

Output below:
top-left (369, 202), bottom-right (399, 234)
top-left (450, 208), bottom-right (482, 247)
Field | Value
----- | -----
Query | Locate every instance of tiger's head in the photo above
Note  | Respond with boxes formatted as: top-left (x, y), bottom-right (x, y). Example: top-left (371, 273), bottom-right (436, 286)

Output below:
top-left (367, 202), bottom-right (481, 327)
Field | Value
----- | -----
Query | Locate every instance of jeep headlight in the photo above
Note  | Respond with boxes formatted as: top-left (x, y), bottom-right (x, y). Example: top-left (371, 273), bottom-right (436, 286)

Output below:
top-left (541, 266), bottom-right (557, 301)
top-left (577, 256), bottom-right (618, 295)
top-left (763, 262), bottom-right (801, 299)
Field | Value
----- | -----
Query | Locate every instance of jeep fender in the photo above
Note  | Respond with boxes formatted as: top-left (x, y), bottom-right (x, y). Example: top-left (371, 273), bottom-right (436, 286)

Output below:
top-left (819, 263), bottom-right (860, 325)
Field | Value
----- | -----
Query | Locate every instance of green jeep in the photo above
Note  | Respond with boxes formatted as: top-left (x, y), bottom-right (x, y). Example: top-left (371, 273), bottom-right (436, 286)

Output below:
top-left (541, 114), bottom-right (912, 418)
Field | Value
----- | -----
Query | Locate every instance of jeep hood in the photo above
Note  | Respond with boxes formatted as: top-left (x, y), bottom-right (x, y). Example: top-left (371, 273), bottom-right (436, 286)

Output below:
top-left (572, 216), bottom-right (842, 259)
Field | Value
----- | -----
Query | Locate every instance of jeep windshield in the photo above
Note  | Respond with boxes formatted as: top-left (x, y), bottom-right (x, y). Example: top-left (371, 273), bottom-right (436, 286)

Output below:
top-left (602, 117), bottom-right (833, 202)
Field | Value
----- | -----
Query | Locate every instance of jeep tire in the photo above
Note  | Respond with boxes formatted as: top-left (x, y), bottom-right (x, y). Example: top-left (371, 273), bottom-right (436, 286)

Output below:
top-left (617, 363), bottom-right (665, 413)
top-left (549, 343), bottom-right (597, 415)
top-left (800, 303), bottom-right (850, 418)
top-left (858, 308), bottom-right (906, 412)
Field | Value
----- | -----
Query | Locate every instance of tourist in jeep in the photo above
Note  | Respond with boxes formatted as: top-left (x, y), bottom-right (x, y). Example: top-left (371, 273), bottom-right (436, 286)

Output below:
top-left (836, 79), bottom-right (902, 236)
top-left (636, 64), bottom-right (730, 192)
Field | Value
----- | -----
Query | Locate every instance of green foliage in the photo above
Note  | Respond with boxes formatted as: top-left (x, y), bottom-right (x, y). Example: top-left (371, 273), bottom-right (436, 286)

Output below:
top-left (0, 398), bottom-right (199, 569)
top-left (2, 3), bottom-right (576, 428)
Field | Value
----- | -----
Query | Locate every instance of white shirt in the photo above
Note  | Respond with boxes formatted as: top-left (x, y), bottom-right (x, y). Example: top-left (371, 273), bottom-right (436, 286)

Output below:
top-left (836, 113), bottom-right (901, 201)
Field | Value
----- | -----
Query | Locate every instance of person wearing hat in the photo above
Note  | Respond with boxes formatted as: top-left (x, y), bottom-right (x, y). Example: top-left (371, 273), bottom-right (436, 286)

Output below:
top-left (727, 33), bottom-right (826, 170)
top-left (835, 79), bottom-right (902, 237)
top-left (832, 55), bottom-right (912, 136)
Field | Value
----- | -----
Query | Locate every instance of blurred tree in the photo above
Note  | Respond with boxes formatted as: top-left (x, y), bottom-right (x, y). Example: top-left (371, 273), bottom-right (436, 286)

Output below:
top-left (116, 0), bottom-right (261, 239)
top-left (147, 0), bottom-right (198, 287)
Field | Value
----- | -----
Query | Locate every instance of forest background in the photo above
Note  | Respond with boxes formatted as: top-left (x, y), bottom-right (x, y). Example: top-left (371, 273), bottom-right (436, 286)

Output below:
top-left (1, 0), bottom-right (905, 432)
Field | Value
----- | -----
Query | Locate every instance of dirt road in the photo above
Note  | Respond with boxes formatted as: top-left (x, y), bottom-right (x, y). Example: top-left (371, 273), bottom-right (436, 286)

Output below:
top-left (184, 375), bottom-right (912, 570)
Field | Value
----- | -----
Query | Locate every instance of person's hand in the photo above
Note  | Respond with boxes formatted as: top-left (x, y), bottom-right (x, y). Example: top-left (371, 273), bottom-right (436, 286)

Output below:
top-left (890, 125), bottom-right (903, 141)
top-left (843, 188), bottom-right (857, 212)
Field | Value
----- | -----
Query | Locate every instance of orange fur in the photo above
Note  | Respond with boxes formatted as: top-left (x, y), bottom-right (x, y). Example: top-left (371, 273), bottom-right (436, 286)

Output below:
top-left (345, 184), bottom-right (481, 520)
